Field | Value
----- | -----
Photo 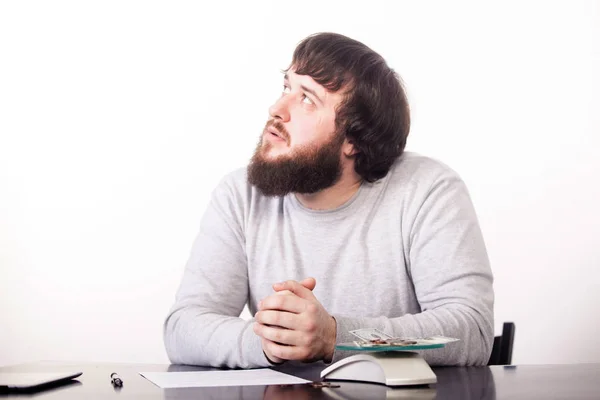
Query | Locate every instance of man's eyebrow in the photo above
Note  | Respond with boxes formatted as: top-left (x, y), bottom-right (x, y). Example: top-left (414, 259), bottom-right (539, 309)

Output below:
top-left (300, 85), bottom-right (324, 105)
top-left (283, 73), bottom-right (324, 105)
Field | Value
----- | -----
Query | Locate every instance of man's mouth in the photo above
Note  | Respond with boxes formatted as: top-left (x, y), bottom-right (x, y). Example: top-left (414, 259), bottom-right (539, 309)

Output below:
top-left (265, 127), bottom-right (287, 143)
top-left (267, 127), bottom-right (282, 138)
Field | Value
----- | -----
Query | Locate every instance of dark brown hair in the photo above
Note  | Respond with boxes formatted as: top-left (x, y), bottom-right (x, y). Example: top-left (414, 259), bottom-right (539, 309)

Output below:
top-left (287, 32), bottom-right (410, 182)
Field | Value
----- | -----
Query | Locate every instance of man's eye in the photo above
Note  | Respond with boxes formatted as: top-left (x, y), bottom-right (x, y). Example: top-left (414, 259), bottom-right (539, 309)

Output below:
top-left (282, 85), bottom-right (291, 94)
top-left (302, 94), bottom-right (313, 105)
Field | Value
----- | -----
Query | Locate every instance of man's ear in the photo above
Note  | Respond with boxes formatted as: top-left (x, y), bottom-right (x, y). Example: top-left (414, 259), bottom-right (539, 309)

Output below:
top-left (342, 139), bottom-right (358, 157)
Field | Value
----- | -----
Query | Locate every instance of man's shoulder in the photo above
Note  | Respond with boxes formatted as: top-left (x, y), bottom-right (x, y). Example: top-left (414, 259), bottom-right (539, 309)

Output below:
top-left (381, 153), bottom-right (471, 219)
top-left (213, 166), bottom-right (273, 206)
top-left (220, 166), bottom-right (249, 189)
top-left (211, 167), bottom-right (250, 200)
top-left (388, 151), bottom-right (461, 185)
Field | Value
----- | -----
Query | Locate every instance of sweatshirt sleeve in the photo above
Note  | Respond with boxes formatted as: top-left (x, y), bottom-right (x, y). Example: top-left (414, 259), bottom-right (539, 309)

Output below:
top-left (163, 175), bottom-right (270, 368)
top-left (332, 172), bottom-right (495, 366)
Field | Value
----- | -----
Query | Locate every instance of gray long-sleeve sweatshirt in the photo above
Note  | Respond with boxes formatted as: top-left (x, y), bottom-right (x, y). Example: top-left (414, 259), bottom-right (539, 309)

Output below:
top-left (164, 152), bottom-right (494, 368)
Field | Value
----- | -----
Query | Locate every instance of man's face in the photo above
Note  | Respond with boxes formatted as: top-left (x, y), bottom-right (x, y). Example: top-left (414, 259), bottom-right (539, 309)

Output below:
top-left (247, 69), bottom-right (347, 197)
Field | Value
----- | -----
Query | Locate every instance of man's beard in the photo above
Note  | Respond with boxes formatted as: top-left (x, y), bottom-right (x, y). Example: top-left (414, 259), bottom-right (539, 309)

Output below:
top-left (247, 121), bottom-right (345, 197)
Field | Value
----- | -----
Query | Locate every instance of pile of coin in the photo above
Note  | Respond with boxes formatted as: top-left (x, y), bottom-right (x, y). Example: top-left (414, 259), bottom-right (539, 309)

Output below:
top-left (354, 338), bottom-right (418, 347)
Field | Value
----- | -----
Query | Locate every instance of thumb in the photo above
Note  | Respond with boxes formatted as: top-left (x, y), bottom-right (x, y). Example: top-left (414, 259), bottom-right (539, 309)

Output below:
top-left (300, 277), bottom-right (316, 291)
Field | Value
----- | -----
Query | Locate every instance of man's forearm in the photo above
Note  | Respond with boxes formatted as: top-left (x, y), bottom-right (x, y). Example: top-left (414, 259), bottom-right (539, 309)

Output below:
top-left (164, 305), bottom-right (270, 368)
top-left (332, 305), bottom-right (493, 366)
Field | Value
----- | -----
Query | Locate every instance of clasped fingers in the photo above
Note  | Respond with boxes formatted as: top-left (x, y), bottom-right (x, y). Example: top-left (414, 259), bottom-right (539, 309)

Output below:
top-left (259, 292), bottom-right (308, 314)
top-left (255, 310), bottom-right (298, 330)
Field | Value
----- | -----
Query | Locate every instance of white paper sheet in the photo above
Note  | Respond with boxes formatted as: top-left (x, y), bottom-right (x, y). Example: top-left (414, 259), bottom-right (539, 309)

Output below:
top-left (139, 369), bottom-right (310, 388)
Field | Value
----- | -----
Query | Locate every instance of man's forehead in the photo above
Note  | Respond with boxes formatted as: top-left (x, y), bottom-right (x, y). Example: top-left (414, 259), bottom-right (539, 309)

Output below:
top-left (285, 70), bottom-right (326, 93)
top-left (284, 69), bottom-right (340, 104)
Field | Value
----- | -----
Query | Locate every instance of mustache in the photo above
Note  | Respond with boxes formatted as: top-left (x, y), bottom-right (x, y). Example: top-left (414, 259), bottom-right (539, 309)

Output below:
top-left (265, 120), bottom-right (290, 144)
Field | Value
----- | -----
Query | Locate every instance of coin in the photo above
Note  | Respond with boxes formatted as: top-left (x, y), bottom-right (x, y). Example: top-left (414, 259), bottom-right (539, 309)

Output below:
top-left (309, 382), bottom-right (341, 388)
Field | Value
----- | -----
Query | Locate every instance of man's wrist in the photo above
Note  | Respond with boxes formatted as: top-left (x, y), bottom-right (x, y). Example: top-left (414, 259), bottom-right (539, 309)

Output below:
top-left (324, 315), bottom-right (337, 362)
top-left (264, 350), bottom-right (285, 365)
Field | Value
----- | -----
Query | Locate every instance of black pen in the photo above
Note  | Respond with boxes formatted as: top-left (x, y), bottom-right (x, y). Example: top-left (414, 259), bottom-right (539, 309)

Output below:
top-left (110, 372), bottom-right (123, 387)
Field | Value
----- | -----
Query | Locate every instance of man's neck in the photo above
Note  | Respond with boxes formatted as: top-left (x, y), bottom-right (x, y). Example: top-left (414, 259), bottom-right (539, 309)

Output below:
top-left (295, 167), bottom-right (362, 211)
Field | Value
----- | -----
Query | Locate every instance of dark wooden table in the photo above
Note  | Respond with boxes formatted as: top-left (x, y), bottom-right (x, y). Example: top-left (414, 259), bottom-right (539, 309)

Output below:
top-left (1, 360), bottom-right (599, 399)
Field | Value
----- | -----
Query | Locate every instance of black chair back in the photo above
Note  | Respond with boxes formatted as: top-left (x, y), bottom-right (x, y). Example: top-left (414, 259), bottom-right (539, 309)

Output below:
top-left (488, 322), bottom-right (515, 365)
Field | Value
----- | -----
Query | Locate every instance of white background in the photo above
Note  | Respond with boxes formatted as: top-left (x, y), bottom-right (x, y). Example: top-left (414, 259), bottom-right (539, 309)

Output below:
top-left (1, 1), bottom-right (599, 367)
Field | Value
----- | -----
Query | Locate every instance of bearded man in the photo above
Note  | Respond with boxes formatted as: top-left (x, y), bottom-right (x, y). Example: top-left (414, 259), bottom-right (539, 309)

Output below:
top-left (164, 32), bottom-right (494, 368)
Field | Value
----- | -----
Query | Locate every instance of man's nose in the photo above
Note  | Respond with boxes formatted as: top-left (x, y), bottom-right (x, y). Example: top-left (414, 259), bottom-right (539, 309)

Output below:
top-left (268, 96), bottom-right (291, 122)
